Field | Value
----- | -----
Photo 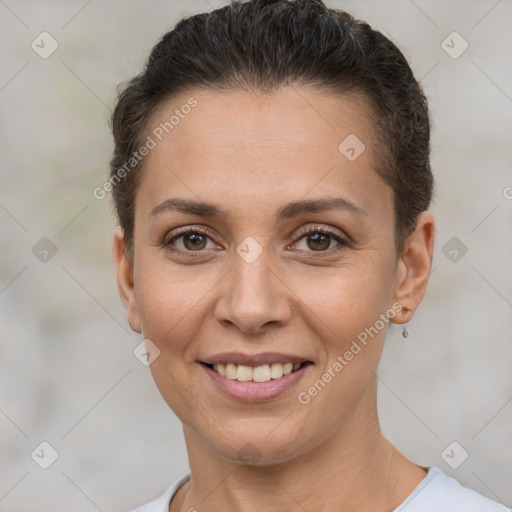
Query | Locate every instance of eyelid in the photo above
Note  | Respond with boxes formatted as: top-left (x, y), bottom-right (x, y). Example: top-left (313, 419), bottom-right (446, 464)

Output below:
top-left (162, 225), bottom-right (220, 248)
top-left (164, 224), bottom-right (212, 239)
top-left (162, 223), bottom-right (351, 254)
top-left (289, 224), bottom-right (352, 248)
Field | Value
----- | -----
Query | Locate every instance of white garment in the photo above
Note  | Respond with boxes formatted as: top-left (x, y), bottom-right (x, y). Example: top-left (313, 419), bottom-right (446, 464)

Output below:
top-left (130, 466), bottom-right (510, 512)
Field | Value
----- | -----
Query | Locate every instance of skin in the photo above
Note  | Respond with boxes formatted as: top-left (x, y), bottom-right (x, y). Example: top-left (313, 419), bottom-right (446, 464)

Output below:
top-left (114, 85), bottom-right (435, 512)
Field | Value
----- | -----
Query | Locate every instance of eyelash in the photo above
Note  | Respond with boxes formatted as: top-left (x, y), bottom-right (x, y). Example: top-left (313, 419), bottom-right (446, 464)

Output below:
top-left (162, 225), bottom-right (350, 257)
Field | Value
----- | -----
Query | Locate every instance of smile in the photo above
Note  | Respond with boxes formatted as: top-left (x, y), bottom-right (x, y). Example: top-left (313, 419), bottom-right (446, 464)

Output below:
top-left (199, 352), bottom-right (313, 401)
top-left (205, 362), bottom-right (304, 382)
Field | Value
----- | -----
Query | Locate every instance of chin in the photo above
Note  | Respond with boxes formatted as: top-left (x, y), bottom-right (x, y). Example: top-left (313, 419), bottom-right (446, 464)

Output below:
top-left (205, 420), bottom-right (315, 467)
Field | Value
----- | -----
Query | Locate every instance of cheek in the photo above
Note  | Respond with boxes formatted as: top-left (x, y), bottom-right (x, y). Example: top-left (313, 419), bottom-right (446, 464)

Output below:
top-left (133, 255), bottom-right (219, 355)
top-left (292, 256), bottom-right (396, 343)
top-left (291, 268), bottom-right (392, 429)
top-left (134, 257), bottom-right (218, 424)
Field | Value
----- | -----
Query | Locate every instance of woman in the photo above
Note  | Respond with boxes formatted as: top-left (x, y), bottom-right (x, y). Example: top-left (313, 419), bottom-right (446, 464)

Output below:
top-left (109, 1), bottom-right (510, 510)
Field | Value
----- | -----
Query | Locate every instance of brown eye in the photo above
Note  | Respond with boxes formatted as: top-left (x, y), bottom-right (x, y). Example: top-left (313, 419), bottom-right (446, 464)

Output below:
top-left (163, 228), bottom-right (217, 253)
top-left (182, 232), bottom-right (208, 251)
top-left (293, 227), bottom-right (348, 253)
top-left (305, 232), bottom-right (332, 251)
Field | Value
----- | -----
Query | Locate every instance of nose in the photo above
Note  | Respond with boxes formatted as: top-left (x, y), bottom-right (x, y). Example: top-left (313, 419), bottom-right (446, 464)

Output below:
top-left (214, 251), bottom-right (292, 335)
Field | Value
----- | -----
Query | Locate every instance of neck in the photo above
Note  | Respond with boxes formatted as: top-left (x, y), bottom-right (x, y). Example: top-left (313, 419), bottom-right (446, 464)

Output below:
top-left (172, 385), bottom-right (426, 512)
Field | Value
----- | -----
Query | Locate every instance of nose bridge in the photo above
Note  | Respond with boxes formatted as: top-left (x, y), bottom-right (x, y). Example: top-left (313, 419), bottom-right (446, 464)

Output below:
top-left (234, 252), bottom-right (274, 302)
top-left (215, 247), bottom-right (291, 333)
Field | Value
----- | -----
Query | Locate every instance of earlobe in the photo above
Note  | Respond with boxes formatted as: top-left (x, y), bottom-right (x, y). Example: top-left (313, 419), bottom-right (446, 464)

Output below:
top-left (113, 226), bottom-right (142, 333)
top-left (391, 212), bottom-right (435, 325)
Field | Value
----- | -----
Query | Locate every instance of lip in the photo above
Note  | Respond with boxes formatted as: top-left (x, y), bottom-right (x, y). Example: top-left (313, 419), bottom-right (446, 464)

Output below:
top-left (199, 361), bottom-right (312, 402)
top-left (201, 351), bottom-right (311, 366)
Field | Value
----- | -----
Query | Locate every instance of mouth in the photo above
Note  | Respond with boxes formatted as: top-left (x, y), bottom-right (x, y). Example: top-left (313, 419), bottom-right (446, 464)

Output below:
top-left (201, 361), bottom-right (310, 382)
top-left (198, 353), bottom-right (313, 402)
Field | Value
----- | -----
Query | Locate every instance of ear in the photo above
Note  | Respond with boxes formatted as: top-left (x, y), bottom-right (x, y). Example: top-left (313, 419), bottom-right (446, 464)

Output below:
top-left (113, 226), bottom-right (142, 333)
top-left (390, 212), bottom-right (435, 324)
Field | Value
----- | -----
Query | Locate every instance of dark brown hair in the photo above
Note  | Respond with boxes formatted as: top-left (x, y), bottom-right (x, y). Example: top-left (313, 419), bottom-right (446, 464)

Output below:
top-left (109, 0), bottom-right (433, 256)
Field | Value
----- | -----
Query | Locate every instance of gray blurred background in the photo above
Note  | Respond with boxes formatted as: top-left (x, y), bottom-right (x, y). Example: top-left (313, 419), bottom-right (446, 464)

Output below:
top-left (0, 0), bottom-right (511, 510)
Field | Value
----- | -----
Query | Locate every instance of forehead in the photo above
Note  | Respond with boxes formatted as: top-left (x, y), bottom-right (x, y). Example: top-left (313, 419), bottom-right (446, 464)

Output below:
top-left (146, 85), bottom-right (376, 157)
top-left (136, 86), bottom-right (391, 221)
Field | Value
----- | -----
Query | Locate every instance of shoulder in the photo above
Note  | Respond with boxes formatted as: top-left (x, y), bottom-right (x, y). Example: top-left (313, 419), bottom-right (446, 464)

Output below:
top-left (128, 469), bottom-right (510, 512)
top-left (394, 466), bottom-right (510, 512)
top-left (129, 474), bottom-right (191, 512)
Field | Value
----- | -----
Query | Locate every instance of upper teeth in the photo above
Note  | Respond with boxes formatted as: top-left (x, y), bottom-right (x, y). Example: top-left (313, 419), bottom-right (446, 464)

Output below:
top-left (213, 363), bottom-right (301, 382)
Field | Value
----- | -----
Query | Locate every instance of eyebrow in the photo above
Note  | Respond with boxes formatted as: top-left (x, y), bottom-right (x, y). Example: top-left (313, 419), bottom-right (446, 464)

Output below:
top-left (149, 197), bottom-right (368, 221)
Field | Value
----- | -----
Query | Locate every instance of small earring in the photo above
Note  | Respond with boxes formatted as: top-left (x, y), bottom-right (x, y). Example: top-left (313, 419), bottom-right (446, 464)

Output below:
top-left (402, 326), bottom-right (409, 339)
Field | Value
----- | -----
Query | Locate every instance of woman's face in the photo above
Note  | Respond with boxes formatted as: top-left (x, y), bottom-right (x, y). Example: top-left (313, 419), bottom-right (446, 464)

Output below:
top-left (115, 86), bottom-right (433, 465)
